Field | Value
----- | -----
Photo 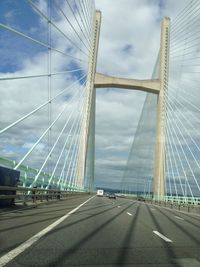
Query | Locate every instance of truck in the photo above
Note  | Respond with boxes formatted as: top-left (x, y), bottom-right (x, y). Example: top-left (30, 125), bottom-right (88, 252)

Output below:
top-left (97, 189), bottom-right (104, 197)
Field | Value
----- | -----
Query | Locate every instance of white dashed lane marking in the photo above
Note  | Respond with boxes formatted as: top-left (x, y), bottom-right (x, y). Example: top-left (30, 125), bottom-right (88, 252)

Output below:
top-left (174, 216), bottom-right (184, 221)
top-left (153, 231), bottom-right (173, 242)
top-left (127, 212), bottom-right (133, 216)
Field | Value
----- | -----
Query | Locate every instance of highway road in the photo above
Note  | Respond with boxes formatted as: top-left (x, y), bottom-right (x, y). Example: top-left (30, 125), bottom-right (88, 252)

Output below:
top-left (0, 194), bottom-right (200, 266)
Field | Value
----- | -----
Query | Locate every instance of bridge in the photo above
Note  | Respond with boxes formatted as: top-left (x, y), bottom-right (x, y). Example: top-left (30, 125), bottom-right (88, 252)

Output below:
top-left (0, 0), bottom-right (200, 266)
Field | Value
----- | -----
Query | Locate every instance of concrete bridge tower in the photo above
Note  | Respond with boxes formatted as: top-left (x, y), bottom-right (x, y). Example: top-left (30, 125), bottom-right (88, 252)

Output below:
top-left (76, 12), bottom-right (170, 199)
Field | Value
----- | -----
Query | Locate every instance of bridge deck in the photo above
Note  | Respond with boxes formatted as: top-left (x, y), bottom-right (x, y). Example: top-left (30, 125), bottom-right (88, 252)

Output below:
top-left (0, 196), bottom-right (200, 266)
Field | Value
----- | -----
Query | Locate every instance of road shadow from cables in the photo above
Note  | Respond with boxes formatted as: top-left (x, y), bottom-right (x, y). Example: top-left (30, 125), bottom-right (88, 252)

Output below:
top-left (0, 201), bottom-right (123, 234)
top-left (0, 201), bottom-right (113, 222)
top-left (0, 194), bottom-right (90, 217)
top-left (44, 201), bottom-right (134, 238)
top-left (145, 204), bottom-right (182, 267)
top-left (0, 196), bottom-right (100, 222)
top-left (154, 206), bottom-right (200, 245)
top-left (0, 201), bottom-right (133, 260)
top-left (0, 214), bottom-right (67, 234)
top-left (115, 204), bottom-right (140, 265)
top-left (40, 201), bottom-right (136, 267)
top-left (153, 205), bottom-right (200, 228)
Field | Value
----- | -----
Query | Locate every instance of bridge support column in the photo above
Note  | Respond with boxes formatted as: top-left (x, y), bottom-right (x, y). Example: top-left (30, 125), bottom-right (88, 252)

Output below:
top-left (154, 17), bottom-right (170, 200)
top-left (76, 11), bottom-right (101, 191)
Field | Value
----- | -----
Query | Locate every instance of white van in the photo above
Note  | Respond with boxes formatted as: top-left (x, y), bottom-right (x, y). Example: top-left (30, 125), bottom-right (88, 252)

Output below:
top-left (97, 189), bottom-right (104, 196)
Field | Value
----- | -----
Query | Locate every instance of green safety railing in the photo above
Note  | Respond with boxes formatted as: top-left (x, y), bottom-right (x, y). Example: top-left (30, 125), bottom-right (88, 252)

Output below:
top-left (0, 156), bottom-right (85, 192)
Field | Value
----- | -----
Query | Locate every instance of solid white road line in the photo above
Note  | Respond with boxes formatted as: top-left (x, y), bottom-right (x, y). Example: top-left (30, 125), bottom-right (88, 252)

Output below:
top-left (0, 195), bottom-right (95, 267)
top-left (174, 216), bottom-right (184, 221)
top-left (153, 231), bottom-right (173, 243)
top-left (127, 212), bottom-right (133, 216)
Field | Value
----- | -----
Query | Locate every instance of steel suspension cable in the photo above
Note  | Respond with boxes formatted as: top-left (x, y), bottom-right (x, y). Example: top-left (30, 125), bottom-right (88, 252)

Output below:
top-left (166, 104), bottom-right (200, 193)
top-left (168, 93), bottom-right (200, 135)
top-left (82, 0), bottom-right (93, 36)
top-left (170, 0), bottom-right (198, 29)
top-left (27, 0), bottom-right (89, 58)
top-left (62, 103), bottom-right (84, 189)
top-left (167, 106), bottom-right (189, 195)
top-left (170, 88), bottom-right (200, 113)
top-left (0, 23), bottom-right (86, 63)
top-left (0, 68), bottom-right (84, 81)
top-left (170, 0), bottom-right (200, 34)
top-left (30, 87), bottom-right (85, 187)
top-left (166, 124), bottom-right (194, 199)
top-left (166, 100), bottom-right (200, 173)
top-left (170, 27), bottom-right (200, 50)
top-left (47, 89), bottom-right (85, 188)
top-left (14, 82), bottom-right (84, 170)
top-left (170, 38), bottom-right (200, 55)
top-left (0, 74), bottom-right (86, 134)
top-left (68, 139), bottom-right (81, 190)
top-left (58, 94), bottom-right (85, 188)
top-left (53, 0), bottom-right (91, 54)
top-left (75, 0), bottom-right (91, 41)
top-left (165, 141), bottom-right (177, 197)
top-left (78, 0), bottom-right (92, 38)
top-left (65, 0), bottom-right (92, 49)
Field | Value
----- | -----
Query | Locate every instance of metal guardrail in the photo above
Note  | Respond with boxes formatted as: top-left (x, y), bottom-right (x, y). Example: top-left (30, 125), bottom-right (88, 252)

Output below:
top-left (117, 193), bottom-right (200, 215)
top-left (156, 195), bottom-right (200, 205)
top-left (117, 193), bottom-right (200, 205)
top-left (150, 200), bottom-right (200, 215)
top-left (0, 186), bottom-right (89, 206)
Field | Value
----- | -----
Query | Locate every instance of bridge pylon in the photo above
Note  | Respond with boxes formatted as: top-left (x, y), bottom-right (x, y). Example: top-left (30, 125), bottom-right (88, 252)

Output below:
top-left (75, 11), bottom-right (101, 191)
top-left (77, 13), bottom-right (170, 198)
top-left (153, 17), bottom-right (170, 200)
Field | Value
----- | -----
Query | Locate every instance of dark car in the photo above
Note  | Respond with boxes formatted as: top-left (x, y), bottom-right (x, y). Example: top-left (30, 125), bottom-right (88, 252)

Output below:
top-left (109, 193), bottom-right (116, 199)
top-left (137, 196), bottom-right (145, 202)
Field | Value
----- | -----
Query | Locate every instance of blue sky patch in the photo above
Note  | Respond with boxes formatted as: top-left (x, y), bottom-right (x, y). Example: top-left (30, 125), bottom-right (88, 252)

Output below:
top-left (121, 44), bottom-right (134, 55)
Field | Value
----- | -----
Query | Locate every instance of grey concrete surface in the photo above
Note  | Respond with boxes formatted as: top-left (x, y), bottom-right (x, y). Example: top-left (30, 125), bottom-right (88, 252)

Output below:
top-left (0, 196), bottom-right (200, 266)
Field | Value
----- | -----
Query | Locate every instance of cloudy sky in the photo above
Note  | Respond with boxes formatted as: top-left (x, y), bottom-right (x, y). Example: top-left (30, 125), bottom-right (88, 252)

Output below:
top-left (0, 0), bottom-right (192, 190)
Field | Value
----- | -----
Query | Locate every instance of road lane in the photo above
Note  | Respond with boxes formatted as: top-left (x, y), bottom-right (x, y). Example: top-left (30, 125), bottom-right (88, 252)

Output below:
top-left (0, 194), bottom-right (92, 257)
top-left (152, 204), bottom-right (200, 227)
top-left (3, 197), bottom-right (139, 266)
top-left (148, 204), bottom-right (200, 246)
top-left (0, 197), bottom-right (200, 266)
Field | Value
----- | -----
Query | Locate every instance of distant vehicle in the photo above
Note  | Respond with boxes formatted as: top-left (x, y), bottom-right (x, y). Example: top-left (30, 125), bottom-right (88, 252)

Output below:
top-left (109, 193), bottom-right (116, 199)
top-left (97, 189), bottom-right (104, 196)
top-left (137, 196), bottom-right (145, 202)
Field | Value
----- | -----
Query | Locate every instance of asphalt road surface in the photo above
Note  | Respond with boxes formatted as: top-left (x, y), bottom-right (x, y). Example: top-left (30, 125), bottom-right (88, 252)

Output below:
top-left (0, 195), bottom-right (200, 266)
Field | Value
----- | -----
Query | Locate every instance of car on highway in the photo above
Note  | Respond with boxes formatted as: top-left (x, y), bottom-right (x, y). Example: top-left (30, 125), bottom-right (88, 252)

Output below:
top-left (137, 196), bottom-right (145, 202)
top-left (108, 193), bottom-right (116, 199)
top-left (97, 189), bottom-right (104, 196)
